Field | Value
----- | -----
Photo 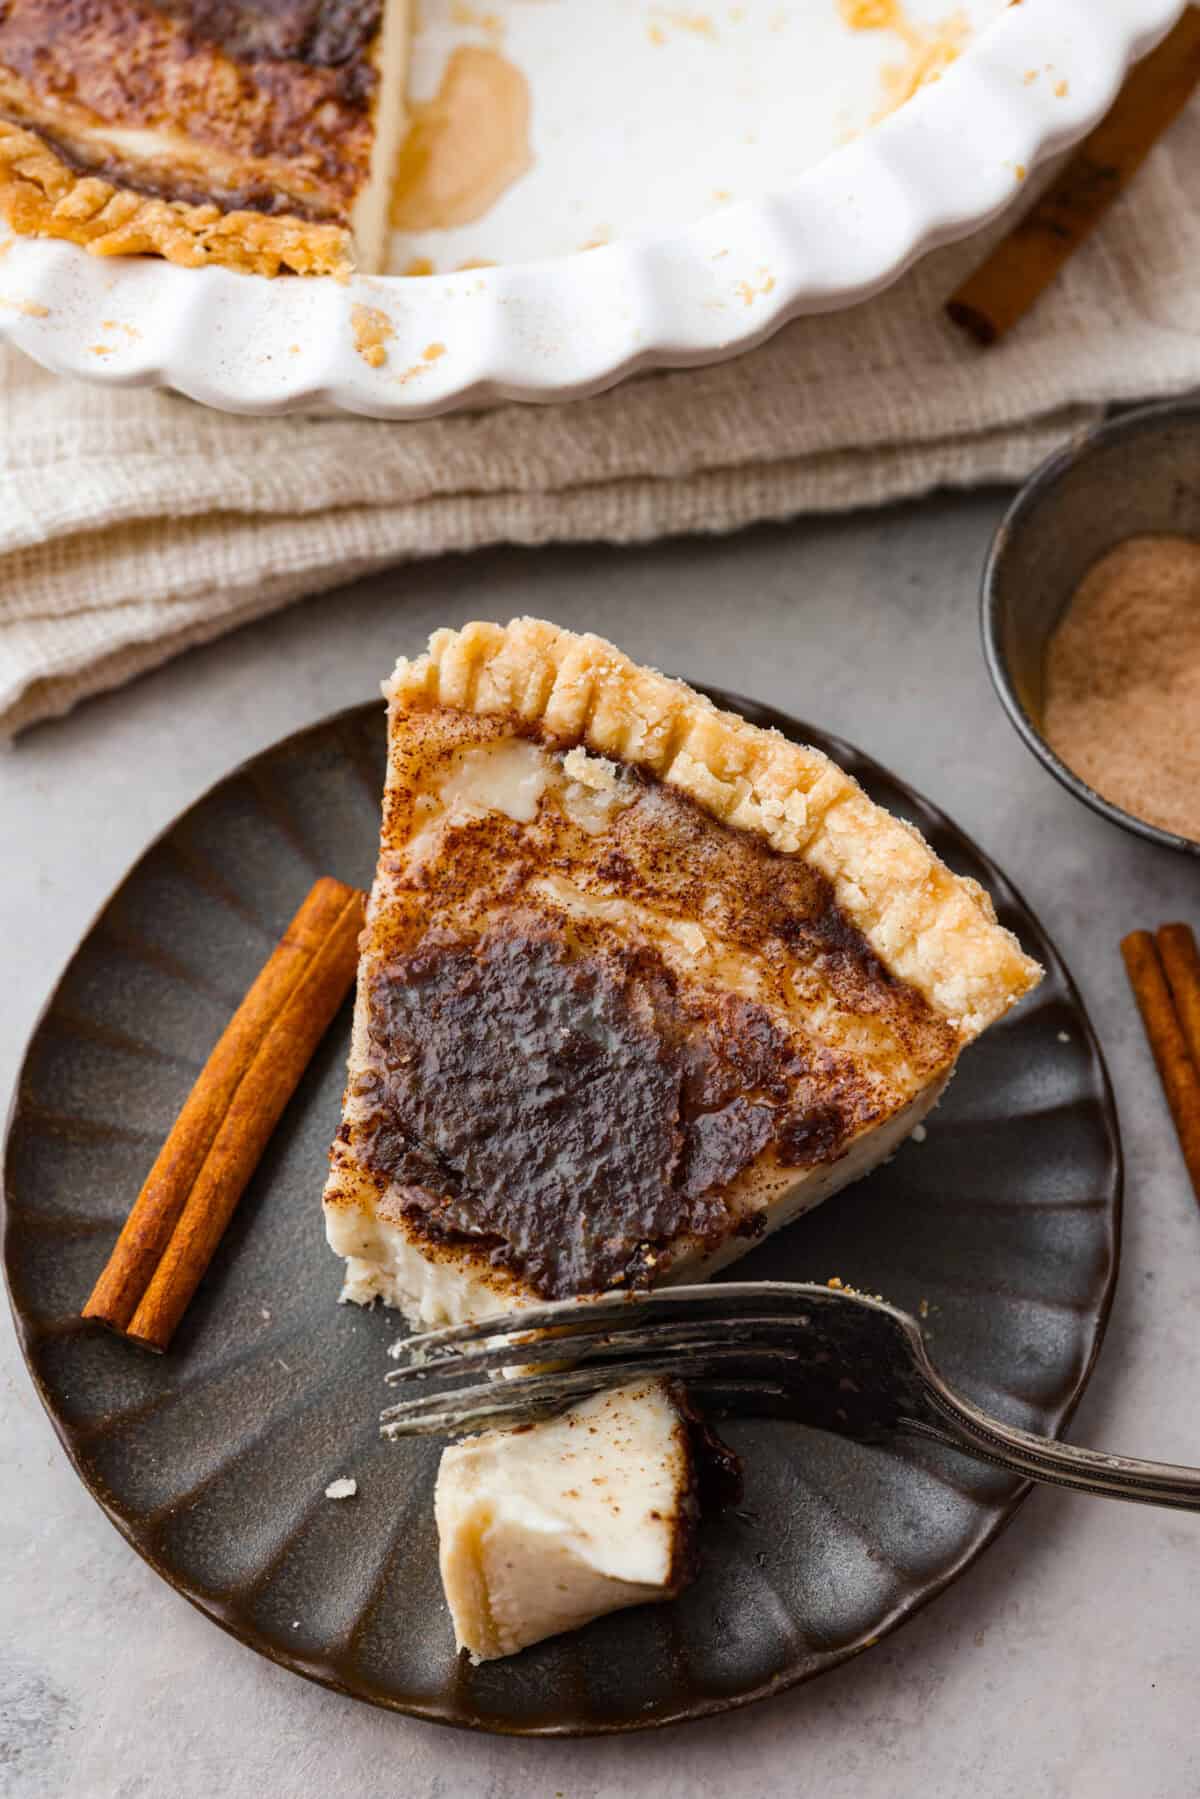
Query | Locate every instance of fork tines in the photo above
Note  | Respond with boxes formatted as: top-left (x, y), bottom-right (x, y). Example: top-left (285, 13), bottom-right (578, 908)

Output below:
top-left (379, 1280), bottom-right (868, 1439)
top-left (387, 1280), bottom-right (834, 1371)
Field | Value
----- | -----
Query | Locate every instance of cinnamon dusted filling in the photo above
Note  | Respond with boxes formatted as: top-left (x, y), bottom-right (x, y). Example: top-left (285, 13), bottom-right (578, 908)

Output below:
top-left (346, 729), bottom-right (960, 1301)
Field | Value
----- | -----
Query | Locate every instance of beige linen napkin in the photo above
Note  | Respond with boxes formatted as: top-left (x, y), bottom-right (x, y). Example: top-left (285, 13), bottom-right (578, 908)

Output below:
top-left (2, 101), bottom-right (1198, 736)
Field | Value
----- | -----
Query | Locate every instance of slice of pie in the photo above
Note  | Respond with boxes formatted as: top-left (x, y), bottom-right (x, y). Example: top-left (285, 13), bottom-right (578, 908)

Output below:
top-left (0, 0), bottom-right (410, 276)
top-left (324, 618), bottom-right (1041, 1328)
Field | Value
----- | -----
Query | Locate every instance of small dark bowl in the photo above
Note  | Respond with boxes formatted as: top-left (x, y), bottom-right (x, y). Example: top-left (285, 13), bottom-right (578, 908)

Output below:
top-left (981, 398), bottom-right (1200, 857)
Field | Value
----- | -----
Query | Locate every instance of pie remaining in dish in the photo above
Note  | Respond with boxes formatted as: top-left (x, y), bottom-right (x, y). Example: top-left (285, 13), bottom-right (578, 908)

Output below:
top-left (325, 617), bottom-right (1041, 1327)
top-left (0, 0), bottom-right (409, 276)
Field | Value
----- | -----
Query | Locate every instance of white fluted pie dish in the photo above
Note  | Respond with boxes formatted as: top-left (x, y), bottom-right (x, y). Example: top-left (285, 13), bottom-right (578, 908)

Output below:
top-left (0, 0), bottom-right (1183, 418)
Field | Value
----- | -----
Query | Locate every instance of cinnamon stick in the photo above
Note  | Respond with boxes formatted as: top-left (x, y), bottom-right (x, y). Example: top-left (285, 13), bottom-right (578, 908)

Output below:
top-left (1157, 922), bottom-right (1200, 1074)
top-left (946, 7), bottom-right (1200, 346)
top-left (1121, 928), bottom-right (1200, 1209)
top-left (83, 876), bottom-right (364, 1350)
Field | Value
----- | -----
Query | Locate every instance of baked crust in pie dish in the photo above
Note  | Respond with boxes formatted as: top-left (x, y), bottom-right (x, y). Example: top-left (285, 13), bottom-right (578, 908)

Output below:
top-left (0, 0), bottom-right (409, 276)
top-left (324, 619), bottom-right (1041, 1326)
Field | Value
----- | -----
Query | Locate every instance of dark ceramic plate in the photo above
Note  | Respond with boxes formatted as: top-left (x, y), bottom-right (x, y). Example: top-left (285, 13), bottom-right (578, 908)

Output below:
top-left (3, 693), bottom-right (1120, 1736)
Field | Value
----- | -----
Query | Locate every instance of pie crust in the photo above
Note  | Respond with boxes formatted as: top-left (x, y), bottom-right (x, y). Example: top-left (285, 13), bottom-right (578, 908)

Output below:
top-left (324, 619), bottom-right (1041, 1327)
top-left (388, 618), bottom-right (1038, 1038)
top-left (0, 120), bottom-right (352, 279)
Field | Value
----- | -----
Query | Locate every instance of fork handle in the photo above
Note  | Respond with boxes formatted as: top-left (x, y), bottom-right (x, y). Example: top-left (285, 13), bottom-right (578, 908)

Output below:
top-left (914, 1385), bottom-right (1200, 1512)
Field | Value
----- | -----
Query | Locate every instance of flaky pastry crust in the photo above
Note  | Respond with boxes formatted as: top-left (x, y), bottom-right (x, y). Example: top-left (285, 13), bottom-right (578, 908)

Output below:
top-left (385, 618), bottom-right (1041, 1038)
top-left (0, 120), bottom-right (351, 278)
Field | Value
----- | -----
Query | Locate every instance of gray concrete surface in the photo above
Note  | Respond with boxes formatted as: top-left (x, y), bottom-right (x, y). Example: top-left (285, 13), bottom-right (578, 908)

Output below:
top-left (3, 491), bottom-right (1199, 1798)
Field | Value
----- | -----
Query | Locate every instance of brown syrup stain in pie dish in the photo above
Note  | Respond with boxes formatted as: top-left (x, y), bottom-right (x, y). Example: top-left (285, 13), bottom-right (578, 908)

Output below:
top-left (344, 717), bottom-right (960, 1300)
top-left (837, 0), bottom-right (968, 123)
top-left (389, 46), bottom-right (532, 232)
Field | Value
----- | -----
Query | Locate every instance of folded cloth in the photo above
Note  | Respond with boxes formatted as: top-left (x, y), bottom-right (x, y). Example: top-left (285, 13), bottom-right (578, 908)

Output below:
top-left (1, 99), bottom-right (1197, 737)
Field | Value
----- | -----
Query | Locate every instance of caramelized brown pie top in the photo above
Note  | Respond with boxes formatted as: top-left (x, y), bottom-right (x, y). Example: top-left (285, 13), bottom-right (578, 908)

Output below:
top-left (0, 0), bottom-right (380, 220)
top-left (0, 0), bottom-right (408, 274)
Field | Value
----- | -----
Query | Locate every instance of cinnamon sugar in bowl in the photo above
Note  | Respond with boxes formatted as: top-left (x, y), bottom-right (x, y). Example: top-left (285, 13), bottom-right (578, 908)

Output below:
top-left (982, 400), bottom-right (1200, 858)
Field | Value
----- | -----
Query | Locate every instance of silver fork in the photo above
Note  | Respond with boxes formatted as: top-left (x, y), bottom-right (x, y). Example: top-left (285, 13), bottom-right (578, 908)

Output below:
top-left (381, 1281), bottom-right (1200, 1511)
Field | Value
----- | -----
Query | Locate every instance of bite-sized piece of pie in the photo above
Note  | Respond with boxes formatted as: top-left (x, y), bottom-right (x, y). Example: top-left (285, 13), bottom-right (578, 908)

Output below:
top-left (324, 617), bottom-right (1041, 1326)
top-left (436, 1379), bottom-right (719, 1662)
top-left (0, 0), bottom-right (410, 276)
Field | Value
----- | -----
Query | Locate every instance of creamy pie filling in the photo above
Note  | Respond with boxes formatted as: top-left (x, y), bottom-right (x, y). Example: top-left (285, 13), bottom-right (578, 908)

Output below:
top-left (435, 1377), bottom-right (740, 1663)
top-left (327, 728), bottom-right (961, 1307)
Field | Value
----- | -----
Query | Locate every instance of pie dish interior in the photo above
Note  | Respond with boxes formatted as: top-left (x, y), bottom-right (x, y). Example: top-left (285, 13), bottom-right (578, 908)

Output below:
top-left (324, 619), bottom-right (1040, 1326)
